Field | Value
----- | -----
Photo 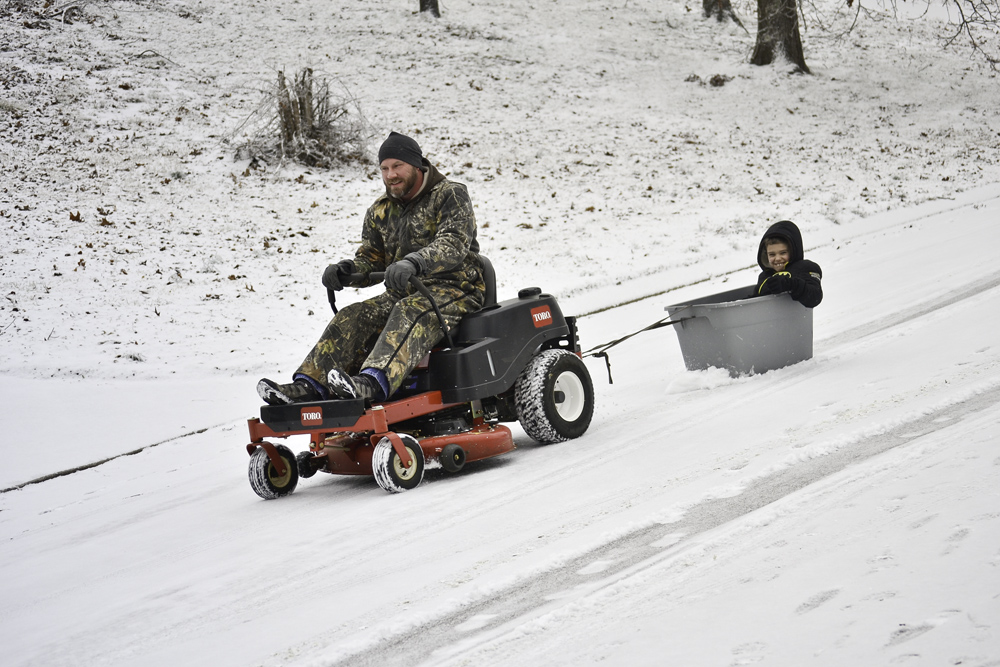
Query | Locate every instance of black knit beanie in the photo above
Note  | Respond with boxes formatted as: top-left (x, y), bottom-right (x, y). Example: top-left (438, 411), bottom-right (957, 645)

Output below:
top-left (377, 132), bottom-right (423, 169)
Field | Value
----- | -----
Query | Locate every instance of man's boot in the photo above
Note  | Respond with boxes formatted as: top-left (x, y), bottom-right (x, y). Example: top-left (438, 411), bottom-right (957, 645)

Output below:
top-left (327, 369), bottom-right (384, 401)
top-left (257, 378), bottom-right (321, 406)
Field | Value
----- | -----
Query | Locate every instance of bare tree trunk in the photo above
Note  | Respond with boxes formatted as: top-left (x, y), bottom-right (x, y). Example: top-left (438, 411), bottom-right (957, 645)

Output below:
top-left (276, 71), bottom-right (296, 148)
top-left (419, 0), bottom-right (440, 18)
top-left (703, 0), bottom-right (743, 26)
top-left (751, 0), bottom-right (810, 73)
top-left (277, 69), bottom-right (320, 158)
top-left (295, 69), bottom-right (314, 136)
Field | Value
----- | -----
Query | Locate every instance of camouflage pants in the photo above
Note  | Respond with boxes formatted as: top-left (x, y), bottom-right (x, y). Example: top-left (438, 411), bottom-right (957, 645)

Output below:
top-left (297, 284), bottom-right (484, 396)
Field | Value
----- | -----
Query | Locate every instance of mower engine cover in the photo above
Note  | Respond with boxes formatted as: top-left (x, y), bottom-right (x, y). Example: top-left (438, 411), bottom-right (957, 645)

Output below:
top-left (428, 290), bottom-right (574, 403)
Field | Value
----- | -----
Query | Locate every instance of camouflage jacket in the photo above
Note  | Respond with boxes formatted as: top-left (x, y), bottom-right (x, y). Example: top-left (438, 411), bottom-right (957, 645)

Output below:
top-left (353, 161), bottom-right (484, 296)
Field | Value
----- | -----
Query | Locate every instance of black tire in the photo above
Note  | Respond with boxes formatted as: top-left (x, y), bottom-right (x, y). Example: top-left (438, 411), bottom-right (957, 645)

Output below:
top-left (439, 443), bottom-right (466, 473)
top-left (515, 349), bottom-right (594, 443)
top-left (372, 434), bottom-right (425, 493)
top-left (248, 444), bottom-right (299, 499)
top-left (296, 450), bottom-right (319, 478)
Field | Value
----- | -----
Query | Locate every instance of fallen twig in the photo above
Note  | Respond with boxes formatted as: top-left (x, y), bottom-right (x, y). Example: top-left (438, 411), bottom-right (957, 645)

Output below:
top-left (134, 49), bottom-right (181, 67)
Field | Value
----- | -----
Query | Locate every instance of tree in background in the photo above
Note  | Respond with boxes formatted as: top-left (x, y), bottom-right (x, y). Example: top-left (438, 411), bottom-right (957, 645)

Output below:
top-left (750, 0), bottom-right (811, 72)
top-left (796, 0), bottom-right (999, 71)
top-left (704, 0), bottom-right (746, 25)
top-left (947, 0), bottom-right (1000, 68)
top-left (419, 0), bottom-right (441, 18)
top-left (883, 0), bottom-right (998, 68)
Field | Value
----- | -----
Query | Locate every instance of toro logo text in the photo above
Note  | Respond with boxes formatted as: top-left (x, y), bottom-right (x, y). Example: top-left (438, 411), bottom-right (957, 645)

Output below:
top-left (531, 305), bottom-right (553, 328)
top-left (300, 407), bottom-right (323, 426)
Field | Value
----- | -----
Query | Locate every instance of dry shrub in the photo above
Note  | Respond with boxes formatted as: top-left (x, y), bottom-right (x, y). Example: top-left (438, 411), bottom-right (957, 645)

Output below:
top-left (233, 68), bottom-right (374, 168)
top-left (3, 0), bottom-right (38, 13)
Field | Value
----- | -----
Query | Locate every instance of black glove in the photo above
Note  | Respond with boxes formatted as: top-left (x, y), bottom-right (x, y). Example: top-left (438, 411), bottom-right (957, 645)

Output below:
top-left (385, 258), bottom-right (418, 292)
top-left (759, 271), bottom-right (792, 296)
top-left (322, 259), bottom-right (356, 291)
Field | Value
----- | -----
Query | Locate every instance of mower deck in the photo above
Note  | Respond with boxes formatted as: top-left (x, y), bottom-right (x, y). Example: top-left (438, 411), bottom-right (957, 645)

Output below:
top-left (247, 390), bottom-right (516, 480)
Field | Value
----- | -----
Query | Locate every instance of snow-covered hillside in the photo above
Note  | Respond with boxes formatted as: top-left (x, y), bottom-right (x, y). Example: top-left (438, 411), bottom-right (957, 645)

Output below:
top-left (2, 0), bottom-right (999, 665)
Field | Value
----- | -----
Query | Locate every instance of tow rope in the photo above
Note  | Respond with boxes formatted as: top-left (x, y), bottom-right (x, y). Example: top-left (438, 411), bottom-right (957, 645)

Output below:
top-left (581, 305), bottom-right (695, 384)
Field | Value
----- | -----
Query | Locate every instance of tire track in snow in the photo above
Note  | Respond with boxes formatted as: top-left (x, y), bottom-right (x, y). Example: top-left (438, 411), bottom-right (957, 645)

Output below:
top-left (324, 382), bottom-right (1000, 667)
top-left (818, 269), bottom-right (1000, 349)
top-left (0, 424), bottom-right (222, 494)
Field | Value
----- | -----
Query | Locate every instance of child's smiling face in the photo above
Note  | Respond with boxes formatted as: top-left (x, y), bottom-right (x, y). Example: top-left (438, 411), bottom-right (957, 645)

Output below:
top-left (766, 241), bottom-right (790, 271)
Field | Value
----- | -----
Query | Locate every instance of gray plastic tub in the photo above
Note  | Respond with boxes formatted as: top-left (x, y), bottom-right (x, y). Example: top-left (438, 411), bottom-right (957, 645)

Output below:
top-left (665, 285), bottom-right (813, 376)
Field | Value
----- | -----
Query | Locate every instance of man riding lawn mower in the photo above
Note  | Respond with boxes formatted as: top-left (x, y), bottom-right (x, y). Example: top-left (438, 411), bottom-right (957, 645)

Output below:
top-left (246, 133), bottom-right (595, 498)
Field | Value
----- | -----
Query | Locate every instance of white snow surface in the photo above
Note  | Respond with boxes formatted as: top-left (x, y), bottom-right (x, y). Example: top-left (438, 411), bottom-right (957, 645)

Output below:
top-left (2, 0), bottom-right (1000, 665)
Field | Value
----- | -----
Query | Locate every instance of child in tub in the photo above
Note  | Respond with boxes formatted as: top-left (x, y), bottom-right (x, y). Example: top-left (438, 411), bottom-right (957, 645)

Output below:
top-left (755, 220), bottom-right (823, 308)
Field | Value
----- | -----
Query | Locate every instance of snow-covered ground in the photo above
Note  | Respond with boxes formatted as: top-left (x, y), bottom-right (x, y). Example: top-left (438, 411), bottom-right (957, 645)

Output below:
top-left (2, 0), bottom-right (999, 665)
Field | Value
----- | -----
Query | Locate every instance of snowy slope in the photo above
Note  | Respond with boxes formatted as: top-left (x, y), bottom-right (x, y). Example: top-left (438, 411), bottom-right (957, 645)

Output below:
top-left (2, 190), bottom-right (998, 667)
top-left (3, 0), bottom-right (999, 383)
top-left (2, 0), bottom-right (1000, 665)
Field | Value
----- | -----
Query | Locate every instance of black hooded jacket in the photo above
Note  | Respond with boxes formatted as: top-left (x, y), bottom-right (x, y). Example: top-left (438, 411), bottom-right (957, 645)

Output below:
top-left (754, 220), bottom-right (823, 308)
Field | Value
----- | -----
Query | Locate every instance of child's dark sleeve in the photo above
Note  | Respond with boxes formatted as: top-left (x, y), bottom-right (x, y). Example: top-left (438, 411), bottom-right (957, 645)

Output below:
top-left (754, 271), bottom-right (767, 293)
top-left (790, 260), bottom-right (823, 308)
top-left (749, 270), bottom-right (772, 299)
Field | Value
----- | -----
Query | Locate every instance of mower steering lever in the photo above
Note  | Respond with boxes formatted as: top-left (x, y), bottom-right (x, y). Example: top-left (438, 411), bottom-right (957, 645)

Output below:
top-left (326, 272), bottom-right (385, 314)
top-left (325, 272), bottom-right (454, 349)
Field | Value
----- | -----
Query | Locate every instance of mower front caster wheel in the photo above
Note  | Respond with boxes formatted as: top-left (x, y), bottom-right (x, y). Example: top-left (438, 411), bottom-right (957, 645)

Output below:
top-left (248, 444), bottom-right (299, 500)
top-left (372, 434), bottom-right (425, 493)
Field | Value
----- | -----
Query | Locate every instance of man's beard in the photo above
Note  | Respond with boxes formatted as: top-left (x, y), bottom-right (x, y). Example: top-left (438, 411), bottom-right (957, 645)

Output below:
top-left (385, 169), bottom-right (419, 199)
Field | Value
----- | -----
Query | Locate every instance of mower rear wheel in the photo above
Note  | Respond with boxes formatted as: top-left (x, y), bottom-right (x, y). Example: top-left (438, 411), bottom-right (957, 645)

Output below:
top-left (372, 434), bottom-right (425, 493)
top-left (248, 444), bottom-right (299, 499)
top-left (515, 349), bottom-right (594, 443)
